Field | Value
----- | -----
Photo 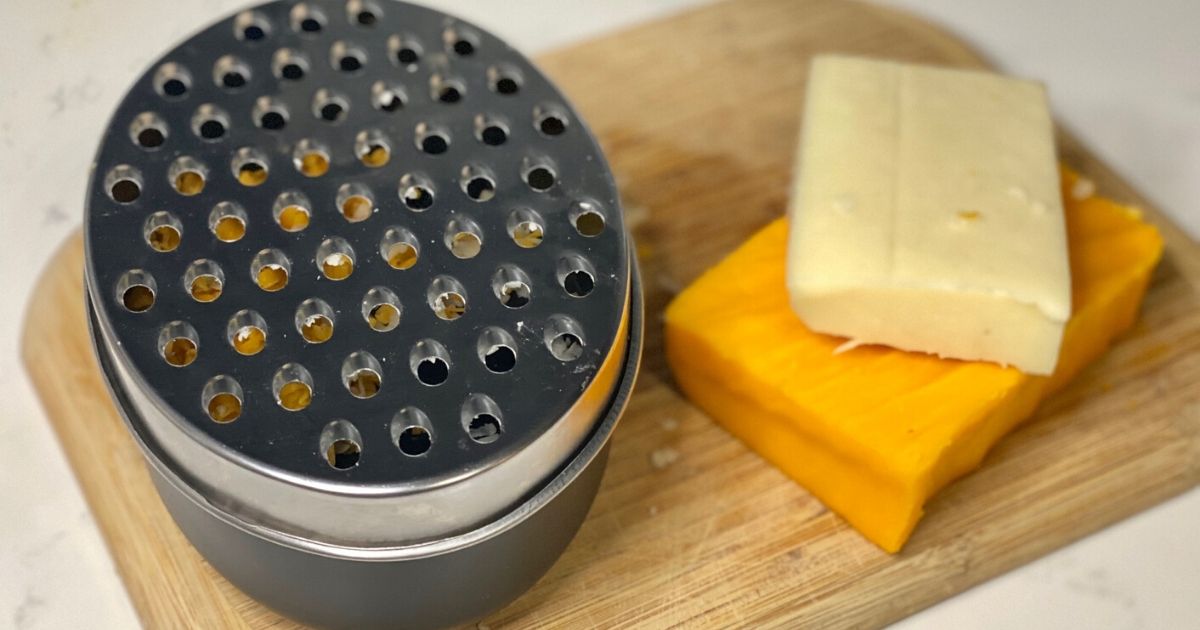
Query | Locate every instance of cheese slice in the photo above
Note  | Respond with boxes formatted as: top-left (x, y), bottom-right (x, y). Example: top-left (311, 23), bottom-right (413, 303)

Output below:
top-left (787, 56), bottom-right (1070, 374)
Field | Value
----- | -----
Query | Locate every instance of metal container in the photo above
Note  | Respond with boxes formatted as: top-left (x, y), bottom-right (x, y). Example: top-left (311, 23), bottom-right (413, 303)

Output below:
top-left (83, 2), bottom-right (641, 627)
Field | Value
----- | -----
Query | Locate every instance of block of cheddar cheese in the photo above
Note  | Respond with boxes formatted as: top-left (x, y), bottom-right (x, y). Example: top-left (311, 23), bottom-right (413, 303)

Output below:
top-left (664, 170), bottom-right (1162, 552)
top-left (788, 56), bottom-right (1070, 375)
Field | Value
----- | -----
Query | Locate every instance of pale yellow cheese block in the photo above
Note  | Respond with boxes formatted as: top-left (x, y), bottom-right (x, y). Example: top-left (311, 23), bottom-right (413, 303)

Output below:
top-left (786, 55), bottom-right (1070, 374)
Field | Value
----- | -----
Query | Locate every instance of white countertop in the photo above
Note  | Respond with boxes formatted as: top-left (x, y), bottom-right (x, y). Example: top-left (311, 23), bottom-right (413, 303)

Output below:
top-left (1, 1), bottom-right (1196, 628)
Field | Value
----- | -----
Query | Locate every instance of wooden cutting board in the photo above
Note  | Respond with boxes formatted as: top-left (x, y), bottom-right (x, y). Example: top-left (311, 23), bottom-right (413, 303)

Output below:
top-left (22, 0), bottom-right (1200, 627)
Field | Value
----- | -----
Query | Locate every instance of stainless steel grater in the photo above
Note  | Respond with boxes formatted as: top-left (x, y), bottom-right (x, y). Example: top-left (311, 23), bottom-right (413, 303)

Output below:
top-left (83, 2), bottom-right (641, 627)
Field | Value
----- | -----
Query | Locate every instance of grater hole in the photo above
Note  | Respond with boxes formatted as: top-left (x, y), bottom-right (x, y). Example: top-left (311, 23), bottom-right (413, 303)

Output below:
top-left (116, 270), bottom-right (156, 313)
top-left (234, 11), bottom-right (270, 42)
top-left (371, 81), bottom-right (407, 112)
top-left (111, 180), bottom-right (140, 202)
top-left (278, 205), bottom-right (310, 231)
top-left (273, 48), bottom-right (309, 81)
top-left (445, 27), bottom-right (478, 57)
top-left (210, 202), bottom-right (248, 242)
top-left (428, 276), bottom-right (468, 320)
top-left (468, 415), bottom-right (501, 443)
top-left (338, 183), bottom-right (375, 222)
top-left (343, 351), bottom-right (383, 399)
top-left (397, 427), bottom-right (431, 456)
top-left (154, 62), bottom-right (192, 99)
top-left (545, 315), bottom-right (586, 362)
top-left (301, 315), bottom-right (334, 343)
top-left (422, 135), bottom-right (447, 154)
top-left (352, 9), bottom-right (376, 25)
top-left (388, 34), bottom-right (422, 68)
top-left (227, 309), bottom-right (268, 356)
top-left (347, 0), bottom-right (381, 26)
top-left (162, 78), bottom-right (188, 97)
top-left (495, 77), bottom-right (518, 94)
top-left (492, 264), bottom-right (533, 309)
top-left (159, 321), bottom-right (199, 367)
top-left (391, 407), bottom-right (433, 456)
top-left (232, 147), bottom-right (269, 187)
top-left (416, 358), bottom-right (448, 385)
top-left (558, 254), bottom-right (597, 297)
top-left (328, 440), bottom-right (360, 468)
top-left (251, 248), bottom-right (291, 292)
top-left (296, 298), bottom-right (336, 343)
top-left (137, 127), bottom-right (165, 148)
top-left (169, 156), bottom-right (208, 196)
top-left (144, 211), bottom-right (182, 252)
top-left (462, 394), bottom-right (503, 444)
top-left (410, 339), bottom-right (451, 386)
top-left (508, 208), bottom-right (545, 248)
top-left (526, 166), bottom-right (555, 191)
top-left (184, 259), bottom-right (225, 303)
top-left (500, 282), bottom-right (530, 308)
top-left (214, 55), bottom-right (251, 90)
top-left (512, 222), bottom-right (543, 248)
top-left (465, 177), bottom-right (494, 201)
top-left (362, 287), bottom-right (402, 332)
top-left (446, 223), bottom-right (483, 259)
top-left (433, 292), bottom-right (466, 320)
top-left (332, 41), bottom-right (367, 73)
top-left (106, 165), bottom-right (142, 203)
top-left (291, 4), bottom-right (327, 34)
top-left (232, 326), bottom-right (266, 355)
top-left (293, 139), bottom-right (331, 177)
top-left (563, 271), bottom-right (594, 297)
top-left (273, 363), bottom-right (314, 411)
top-left (356, 129), bottom-right (391, 167)
top-left (273, 191), bottom-right (312, 232)
top-left (380, 226), bottom-right (420, 269)
top-left (317, 237), bottom-right (356, 280)
top-left (475, 114), bottom-right (509, 146)
top-left (313, 89), bottom-right (349, 123)
top-left (432, 75), bottom-right (465, 104)
top-left (534, 104), bottom-right (569, 136)
top-left (130, 112), bottom-right (167, 149)
top-left (121, 286), bottom-right (155, 313)
top-left (320, 420), bottom-right (362, 470)
top-left (550, 333), bottom-right (583, 361)
top-left (416, 123), bottom-right (449, 155)
top-left (478, 327), bottom-right (518, 374)
top-left (396, 47), bottom-right (419, 65)
top-left (460, 165), bottom-right (496, 202)
top-left (400, 178), bottom-right (435, 210)
top-left (203, 376), bottom-right (243, 423)
top-left (261, 111), bottom-right (285, 130)
top-left (192, 104), bottom-right (230, 141)
top-left (571, 200), bottom-right (607, 236)
top-left (539, 116), bottom-right (566, 136)
top-left (200, 120), bottom-right (226, 139)
top-left (253, 97), bottom-right (288, 130)
top-left (487, 64), bottom-right (522, 95)
top-left (484, 346), bottom-right (515, 373)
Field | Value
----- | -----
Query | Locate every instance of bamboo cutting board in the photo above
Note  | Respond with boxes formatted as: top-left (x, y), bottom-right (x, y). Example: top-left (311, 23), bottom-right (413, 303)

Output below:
top-left (22, 0), bottom-right (1200, 627)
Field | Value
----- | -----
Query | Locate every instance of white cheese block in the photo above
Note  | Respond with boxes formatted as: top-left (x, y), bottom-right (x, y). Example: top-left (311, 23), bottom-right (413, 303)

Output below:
top-left (786, 55), bottom-right (1070, 375)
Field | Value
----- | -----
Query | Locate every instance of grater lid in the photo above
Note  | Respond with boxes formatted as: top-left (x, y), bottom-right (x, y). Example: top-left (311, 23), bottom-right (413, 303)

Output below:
top-left (84, 0), bottom-right (629, 503)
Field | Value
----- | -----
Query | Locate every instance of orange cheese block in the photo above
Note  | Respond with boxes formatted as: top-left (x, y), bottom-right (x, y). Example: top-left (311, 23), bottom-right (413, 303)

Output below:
top-left (664, 170), bottom-right (1164, 552)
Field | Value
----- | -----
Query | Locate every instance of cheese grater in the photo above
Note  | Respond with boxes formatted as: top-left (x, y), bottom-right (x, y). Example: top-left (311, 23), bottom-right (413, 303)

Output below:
top-left (83, 2), bottom-right (641, 627)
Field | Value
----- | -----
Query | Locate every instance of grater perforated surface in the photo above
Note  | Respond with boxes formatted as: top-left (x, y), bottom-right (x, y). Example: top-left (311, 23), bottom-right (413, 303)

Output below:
top-left (85, 0), bottom-right (628, 486)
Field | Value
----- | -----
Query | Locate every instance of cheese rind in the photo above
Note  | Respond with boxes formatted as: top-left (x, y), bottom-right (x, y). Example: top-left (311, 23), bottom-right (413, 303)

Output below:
top-left (787, 56), bottom-right (1070, 374)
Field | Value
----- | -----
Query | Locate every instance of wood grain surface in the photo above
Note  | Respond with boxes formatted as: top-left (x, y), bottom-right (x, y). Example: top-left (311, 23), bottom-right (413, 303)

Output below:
top-left (22, 0), bottom-right (1200, 627)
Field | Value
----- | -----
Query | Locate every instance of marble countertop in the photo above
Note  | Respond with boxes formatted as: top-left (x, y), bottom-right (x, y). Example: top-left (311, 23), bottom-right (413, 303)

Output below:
top-left (1, 1), bottom-right (1196, 628)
